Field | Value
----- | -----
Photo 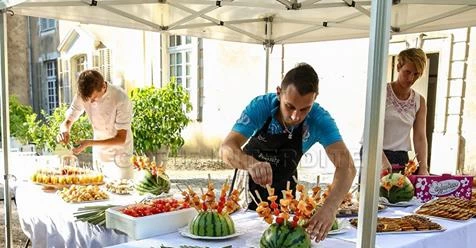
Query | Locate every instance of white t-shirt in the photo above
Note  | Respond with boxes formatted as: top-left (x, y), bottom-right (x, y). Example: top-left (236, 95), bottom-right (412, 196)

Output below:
top-left (65, 82), bottom-right (133, 166)
top-left (383, 83), bottom-right (420, 151)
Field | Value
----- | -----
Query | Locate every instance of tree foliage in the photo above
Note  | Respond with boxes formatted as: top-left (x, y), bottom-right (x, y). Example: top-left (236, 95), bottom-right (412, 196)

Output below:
top-left (130, 81), bottom-right (192, 156)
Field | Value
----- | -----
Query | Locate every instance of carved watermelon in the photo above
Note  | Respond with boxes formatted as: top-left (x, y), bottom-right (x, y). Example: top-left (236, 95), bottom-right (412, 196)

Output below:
top-left (189, 211), bottom-right (235, 237)
top-left (260, 223), bottom-right (311, 248)
top-left (380, 173), bottom-right (414, 203)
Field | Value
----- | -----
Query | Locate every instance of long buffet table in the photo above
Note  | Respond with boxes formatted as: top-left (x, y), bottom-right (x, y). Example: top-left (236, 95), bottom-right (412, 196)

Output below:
top-left (16, 182), bottom-right (476, 248)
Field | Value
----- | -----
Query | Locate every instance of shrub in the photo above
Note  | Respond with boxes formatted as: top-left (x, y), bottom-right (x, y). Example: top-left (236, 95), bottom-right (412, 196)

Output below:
top-left (130, 81), bottom-right (192, 156)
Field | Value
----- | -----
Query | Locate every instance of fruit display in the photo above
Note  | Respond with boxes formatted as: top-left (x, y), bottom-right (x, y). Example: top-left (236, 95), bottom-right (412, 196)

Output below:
top-left (349, 215), bottom-right (442, 232)
top-left (74, 205), bottom-right (118, 226)
top-left (58, 185), bottom-right (109, 203)
top-left (105, 179), bottom-right (134, 195)
top-left (31, 166), bottom-right (104, 187)
top-left (252, 182), bottom-right (320, 248)
top-left (180, 177), bottom-right (241, 237)
top-left (380, 173), bottom-right (415, 203)
top-left (131, 155), bottom-right (171, 195)
top-left (415, 196), bottom-right (476, 220)
top-left (121, 198), bottom-right (190, 217)
top-left (317, 184), bottom-right (385, 216)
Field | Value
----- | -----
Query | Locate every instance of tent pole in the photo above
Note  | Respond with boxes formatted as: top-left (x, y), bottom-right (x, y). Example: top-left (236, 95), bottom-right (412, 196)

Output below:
top-left (0, 11), bottom-right (13, 248)
top-left (265, 45), bottom-right (270, 93)
top-left (357, 0), bottom-right (391, 247)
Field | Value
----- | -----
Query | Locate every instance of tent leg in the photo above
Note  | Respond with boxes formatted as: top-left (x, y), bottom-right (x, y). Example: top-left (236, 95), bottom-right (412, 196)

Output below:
top-left (357, 0), bottom-right (392, 248)
top-left (0, 11), bottom-right (13, 248)
top-left (23, 239), bottom-right (30, 248)
top-left (265, 45), bottom-right (270, 93)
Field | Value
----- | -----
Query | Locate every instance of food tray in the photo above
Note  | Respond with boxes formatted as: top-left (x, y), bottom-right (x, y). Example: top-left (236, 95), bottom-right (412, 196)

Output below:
top-left (413, 198), bottom-right (475, 222)
top-left (106, 206), bottom-right (197, 240)
top-left (335, 204), bottom-right (387, 217)
top-left (35, 181), bottom-right (104, 190)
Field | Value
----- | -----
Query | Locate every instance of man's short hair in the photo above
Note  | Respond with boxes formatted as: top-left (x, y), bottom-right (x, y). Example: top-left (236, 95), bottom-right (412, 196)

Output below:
top-left (281, 63), bottom-right (319, 95)
top-left (77, 70), bottom-right (105, 101)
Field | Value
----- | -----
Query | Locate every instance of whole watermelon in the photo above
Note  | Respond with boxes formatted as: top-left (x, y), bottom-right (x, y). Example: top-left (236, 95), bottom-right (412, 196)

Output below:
top-left (260, 223), bottom-right (311, 248)
top-left (189, 211), bottom-right (235, 237)
top-left (380, 173), bottom-right (414, 203)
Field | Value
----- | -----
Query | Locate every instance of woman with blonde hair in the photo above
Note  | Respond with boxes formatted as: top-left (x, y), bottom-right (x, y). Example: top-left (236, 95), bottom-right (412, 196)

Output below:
top-left (381, 48), bottom-right (429, 175)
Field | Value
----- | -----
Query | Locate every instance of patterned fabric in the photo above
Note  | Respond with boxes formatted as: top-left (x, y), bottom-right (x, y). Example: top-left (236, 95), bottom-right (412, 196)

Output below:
top-left (383, 84), bottom-right (421, 151)
top-left (232, 93), bottom-right (342, 153)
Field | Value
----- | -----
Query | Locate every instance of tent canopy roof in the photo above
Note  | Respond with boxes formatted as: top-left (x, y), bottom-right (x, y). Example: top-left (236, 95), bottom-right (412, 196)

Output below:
top-left (1, 0), bottom-right (476, 45)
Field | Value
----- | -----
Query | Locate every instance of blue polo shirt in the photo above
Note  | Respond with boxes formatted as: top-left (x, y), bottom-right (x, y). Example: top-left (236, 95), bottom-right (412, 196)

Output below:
top-left (232, 93), bottom-right (342, 153)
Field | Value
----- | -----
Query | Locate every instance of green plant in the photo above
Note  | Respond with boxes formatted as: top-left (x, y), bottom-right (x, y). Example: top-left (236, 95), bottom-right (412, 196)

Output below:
top-left (130, 80), bottom-right (192, 156)
top-left (25, 104), bottom-right (93, 153)
top-left (6, 96), bottom-right (35, 144)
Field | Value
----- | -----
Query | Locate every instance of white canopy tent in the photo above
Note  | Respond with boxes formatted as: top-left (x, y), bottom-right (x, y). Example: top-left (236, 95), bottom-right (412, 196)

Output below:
top-left (1, 0), bottom-right (476, 247)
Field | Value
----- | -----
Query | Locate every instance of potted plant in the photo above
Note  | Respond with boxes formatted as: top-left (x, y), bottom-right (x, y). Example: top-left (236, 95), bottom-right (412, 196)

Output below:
top-left (130, 80), bottom-right (192, 162)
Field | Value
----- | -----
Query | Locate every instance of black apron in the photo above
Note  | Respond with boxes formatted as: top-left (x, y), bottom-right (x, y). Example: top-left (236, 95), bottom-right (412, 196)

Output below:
top-left (244, 116), bottom-right (303, 210)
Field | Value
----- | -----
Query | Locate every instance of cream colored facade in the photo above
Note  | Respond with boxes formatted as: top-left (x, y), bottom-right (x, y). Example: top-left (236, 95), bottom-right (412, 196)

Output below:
top-left (55, 21), bottom-right (476, 174)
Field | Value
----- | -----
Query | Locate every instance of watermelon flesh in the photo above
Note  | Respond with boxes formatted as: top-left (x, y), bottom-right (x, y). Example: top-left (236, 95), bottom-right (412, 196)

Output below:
top-left (379, 173), bottom-right (415, 203)
top-left (260, 223), bottom-right (311, 248)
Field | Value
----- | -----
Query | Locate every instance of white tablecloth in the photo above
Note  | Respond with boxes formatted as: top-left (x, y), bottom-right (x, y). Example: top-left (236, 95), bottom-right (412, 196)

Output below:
top-left (108, 205), bottom-right (476, 248)
top-left (16, 182), bottom-right (476, 248)
top-left (15, 182), bottom-right (142, 248)
top-left (106, 211), bottom-right (355, 248)
top-left (334, 205), bottom-right (476, 248)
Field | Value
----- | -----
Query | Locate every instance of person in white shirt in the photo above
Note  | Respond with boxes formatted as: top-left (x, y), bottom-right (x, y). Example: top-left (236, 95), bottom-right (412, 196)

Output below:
top-left (381, 48), bottom-right (429, 176)
top-left (56, 69), bottom-right (133, 179)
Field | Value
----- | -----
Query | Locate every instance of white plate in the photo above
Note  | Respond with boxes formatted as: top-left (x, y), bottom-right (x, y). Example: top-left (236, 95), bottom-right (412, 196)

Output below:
top-left (328, 220), bottom-right (352, 235)
top-left (179, 226), bottom-right (245, 240)
top-left (379, 197), bottom-right (421, 207)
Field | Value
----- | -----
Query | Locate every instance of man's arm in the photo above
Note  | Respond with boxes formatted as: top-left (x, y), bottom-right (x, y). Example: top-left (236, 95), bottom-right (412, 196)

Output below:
top-left (413, 96), bottom-right (429, 175)
top-left (220, 131), bottom-right (272, 186)
top-left (322, 141), bottom-right (356, 212)
top-left (306, 141), bottom-right (356, 242)
top-left (72, 129), bottom-right (128, 154)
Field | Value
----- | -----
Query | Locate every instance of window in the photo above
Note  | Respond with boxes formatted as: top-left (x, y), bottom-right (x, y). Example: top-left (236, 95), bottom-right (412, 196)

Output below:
top-left (58, 59), bottom-right (71, 104)
top-left (76, 55), bottom-right (87, 73)
top-left (45, 60), bottom-right (58, 114)
top-left (39, 18), bottom-right (56, 33)
top-left (169, 35), bottom-right (192, 90)
top-left (93, 48), bottom-right (112, 82)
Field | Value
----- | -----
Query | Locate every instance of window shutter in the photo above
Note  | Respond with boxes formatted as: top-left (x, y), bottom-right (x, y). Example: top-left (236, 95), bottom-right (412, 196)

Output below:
top-left (98, 48), bottom-right (112, 82)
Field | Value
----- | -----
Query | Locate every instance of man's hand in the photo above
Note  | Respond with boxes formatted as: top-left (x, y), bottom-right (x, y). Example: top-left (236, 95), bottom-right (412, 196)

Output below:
top-left (247, 161), bottom-right (273, 186)
top-left (305, 206), bottom-right (337, 242)
top-left (56, 132), bottom-right (70, 145)
top-left (72, 140), bottom-right (91, 154)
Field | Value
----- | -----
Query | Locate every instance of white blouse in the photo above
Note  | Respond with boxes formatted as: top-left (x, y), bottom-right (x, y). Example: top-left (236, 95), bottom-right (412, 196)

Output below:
top-left (383, 83), bottom-right (420, 151)
top-left (65, 83), bottom-right (133, 165)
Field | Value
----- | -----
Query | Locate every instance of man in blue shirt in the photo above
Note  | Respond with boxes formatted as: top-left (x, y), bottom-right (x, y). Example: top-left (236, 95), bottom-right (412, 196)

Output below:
top-left (220, 63), bottom-right (356, 242)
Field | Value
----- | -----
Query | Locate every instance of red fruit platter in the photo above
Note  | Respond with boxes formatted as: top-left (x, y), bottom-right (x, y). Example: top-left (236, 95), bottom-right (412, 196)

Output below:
top-left (106, 198), bottom-right (197, 240)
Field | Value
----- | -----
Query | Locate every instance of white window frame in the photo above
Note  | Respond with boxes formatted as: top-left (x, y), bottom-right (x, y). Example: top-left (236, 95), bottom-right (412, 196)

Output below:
top-left (168, 35), bottom-right (192, 90)
top-left (45, 60), bottom-right (58, 114)
top-left (39, 18), bottom-right (56, 33)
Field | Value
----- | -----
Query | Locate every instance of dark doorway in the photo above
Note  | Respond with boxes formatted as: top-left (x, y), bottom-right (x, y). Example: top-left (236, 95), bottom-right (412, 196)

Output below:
top-left (426, 53), bottom-right (439, 167)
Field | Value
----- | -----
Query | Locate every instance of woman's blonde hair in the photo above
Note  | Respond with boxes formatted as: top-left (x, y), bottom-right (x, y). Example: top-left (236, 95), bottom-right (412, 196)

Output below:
top-left (397, 48), bottom-right (427, 76)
